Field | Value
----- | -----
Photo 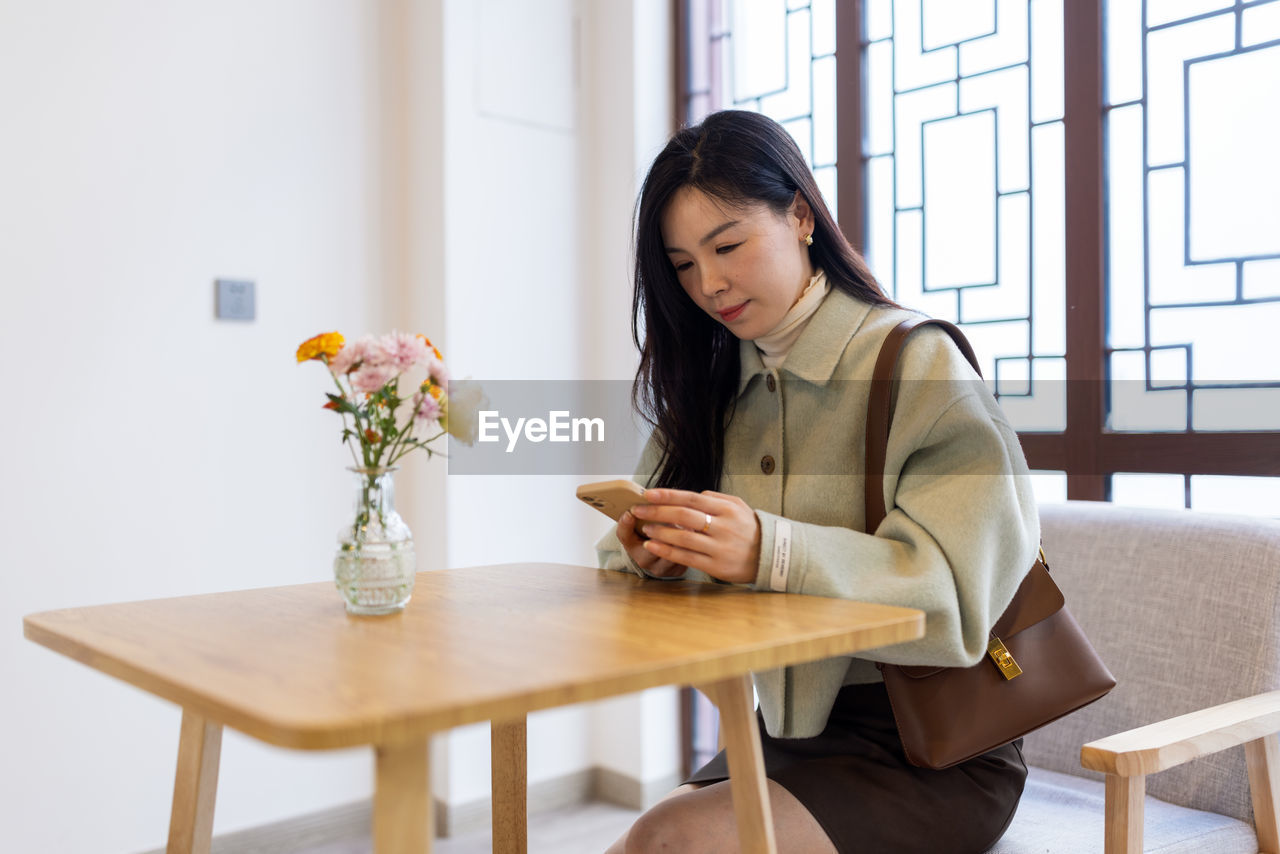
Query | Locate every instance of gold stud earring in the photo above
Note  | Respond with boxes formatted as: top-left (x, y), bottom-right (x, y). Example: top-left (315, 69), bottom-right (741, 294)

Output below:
top-left (803, 233), bottom-right (814, 246)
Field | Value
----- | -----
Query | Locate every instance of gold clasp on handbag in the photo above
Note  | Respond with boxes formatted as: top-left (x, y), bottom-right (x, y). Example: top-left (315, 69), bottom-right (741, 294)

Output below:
top-left (987, 637), bottom-right (1022, 680)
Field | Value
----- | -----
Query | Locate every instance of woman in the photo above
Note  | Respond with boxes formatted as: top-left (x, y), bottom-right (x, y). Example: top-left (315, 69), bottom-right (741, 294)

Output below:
top-left (597, 110), bottom-right (1038, 853)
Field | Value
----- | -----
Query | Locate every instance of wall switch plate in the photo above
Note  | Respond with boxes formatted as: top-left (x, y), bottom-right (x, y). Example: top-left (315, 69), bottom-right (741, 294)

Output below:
top-left (215, 279), bottom-right (256, 321)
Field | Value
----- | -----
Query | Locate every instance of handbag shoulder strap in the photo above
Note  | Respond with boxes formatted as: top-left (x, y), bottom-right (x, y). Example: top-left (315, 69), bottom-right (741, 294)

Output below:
top-left (865, 317), bottom-right (982, 532)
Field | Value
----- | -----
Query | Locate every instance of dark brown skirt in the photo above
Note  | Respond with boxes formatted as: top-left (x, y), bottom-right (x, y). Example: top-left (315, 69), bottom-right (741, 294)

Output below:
top-left (685, 681), bottom-right (1026, 854)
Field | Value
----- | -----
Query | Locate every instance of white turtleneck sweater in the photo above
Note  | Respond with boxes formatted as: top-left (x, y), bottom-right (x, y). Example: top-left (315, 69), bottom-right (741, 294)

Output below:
top-left (753, 269), bottom-right (832, 369)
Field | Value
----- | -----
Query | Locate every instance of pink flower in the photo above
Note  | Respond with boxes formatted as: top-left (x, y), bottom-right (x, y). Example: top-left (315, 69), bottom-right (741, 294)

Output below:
top-left (330, 335), bottom-right (379, 375)
top-left (381, 331), bottom-right (432, 372)
top-left (414, 394), bottom-right (442, 423)
top-left (426, 355), bottom-right (449, 387)
top-left (350, 362), bottom-right (396, 394)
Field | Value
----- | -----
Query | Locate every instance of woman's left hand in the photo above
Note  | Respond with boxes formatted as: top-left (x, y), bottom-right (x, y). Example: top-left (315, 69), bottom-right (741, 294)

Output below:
top-left (631, 488), bottom-right (761, 584)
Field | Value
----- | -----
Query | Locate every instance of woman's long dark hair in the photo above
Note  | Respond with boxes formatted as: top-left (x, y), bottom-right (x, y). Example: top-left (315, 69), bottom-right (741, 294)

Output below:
top-left (633, 109), bottom-right (894, 492)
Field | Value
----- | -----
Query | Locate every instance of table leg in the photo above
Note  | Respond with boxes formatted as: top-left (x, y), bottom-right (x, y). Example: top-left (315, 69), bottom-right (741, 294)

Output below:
top-left (374, 737), bottom-right (433, 854)
top-left (491, 717), bottom-right (528, 854)
top-left (697, 676), bottom-right (778, 854)
top-left (167, 709), bottom-right (222, 854)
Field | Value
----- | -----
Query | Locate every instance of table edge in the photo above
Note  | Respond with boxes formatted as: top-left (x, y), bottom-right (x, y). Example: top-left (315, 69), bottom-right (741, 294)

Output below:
top-left (23, 609), bottom-right (924, 749)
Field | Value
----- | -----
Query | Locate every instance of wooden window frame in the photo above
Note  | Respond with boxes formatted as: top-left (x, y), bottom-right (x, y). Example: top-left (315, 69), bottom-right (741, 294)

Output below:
top-left (673, 0), bottom-right (1280, 498)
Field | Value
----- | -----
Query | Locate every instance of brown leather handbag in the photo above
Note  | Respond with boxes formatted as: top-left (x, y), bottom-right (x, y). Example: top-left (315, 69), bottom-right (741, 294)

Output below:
top-left (868, 317), bottom-right (1116, 770)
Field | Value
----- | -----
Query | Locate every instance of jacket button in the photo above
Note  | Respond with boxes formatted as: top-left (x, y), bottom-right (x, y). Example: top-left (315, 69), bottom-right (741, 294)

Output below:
top-left (761, 455), bottom-right (775, 474)
top-left (766, 374), bottom-right (777, 392)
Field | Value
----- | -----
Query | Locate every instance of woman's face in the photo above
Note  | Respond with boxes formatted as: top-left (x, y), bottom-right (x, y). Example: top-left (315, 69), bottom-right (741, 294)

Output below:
top-left (660, 186), bottom-right (816, 341)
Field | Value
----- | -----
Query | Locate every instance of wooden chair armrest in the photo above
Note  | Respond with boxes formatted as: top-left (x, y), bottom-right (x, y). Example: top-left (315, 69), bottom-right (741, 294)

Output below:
top-left (1081, 689), bottom-right (1280, 777)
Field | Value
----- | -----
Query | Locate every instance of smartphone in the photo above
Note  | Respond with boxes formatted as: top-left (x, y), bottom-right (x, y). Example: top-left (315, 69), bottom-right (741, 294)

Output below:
top-left (576, 479), bottom-right (647, 522)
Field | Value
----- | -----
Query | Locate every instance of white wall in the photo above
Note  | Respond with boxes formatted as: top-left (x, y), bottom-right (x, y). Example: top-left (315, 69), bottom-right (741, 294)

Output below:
top-left (430, 0), bottom-right (681, 813)
top-left (0, 2), bottom-right (394, 852)
top-left (580, 0), bottom-right (684, 795)
top-left (0, 0), bottom-right (675, 849)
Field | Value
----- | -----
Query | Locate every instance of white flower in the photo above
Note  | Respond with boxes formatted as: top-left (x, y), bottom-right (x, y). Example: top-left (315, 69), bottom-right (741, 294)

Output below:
top-left (443, 382), bottom-right (488, 446)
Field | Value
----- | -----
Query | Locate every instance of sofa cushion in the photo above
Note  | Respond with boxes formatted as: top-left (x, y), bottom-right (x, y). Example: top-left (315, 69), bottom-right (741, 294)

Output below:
top-left (989, 766), bottom-right (1257, 854)
top-left (1022, 501), bottom-right (1280, 823)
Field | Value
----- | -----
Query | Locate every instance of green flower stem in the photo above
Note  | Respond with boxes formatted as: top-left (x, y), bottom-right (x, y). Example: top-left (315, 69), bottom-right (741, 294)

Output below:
top-left (356, 398), bottom-right (376, 470)
top-left (323, 366), bottom-right (446, 473)
top-left (390, 428), bottom-right (446, 464)
top-left (354, 477), bottom-right (371, 542)
top-left (385, 386), bottom-right (424, 463)
top-left (328, 371), bottom-right (362, 469)
top-left (352, 468), bottom-right (393, 543)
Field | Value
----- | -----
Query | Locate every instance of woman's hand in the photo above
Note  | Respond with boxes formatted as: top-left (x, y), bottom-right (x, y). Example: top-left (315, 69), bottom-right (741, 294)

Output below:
top-left (616, 509), bottom-right (688, 578)
top-left (630, 488), bottom-right (761, 584)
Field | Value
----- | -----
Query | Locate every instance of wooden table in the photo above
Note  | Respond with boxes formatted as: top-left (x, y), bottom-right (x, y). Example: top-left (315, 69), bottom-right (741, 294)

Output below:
top-left (23, 563), bottom-right (923, 854)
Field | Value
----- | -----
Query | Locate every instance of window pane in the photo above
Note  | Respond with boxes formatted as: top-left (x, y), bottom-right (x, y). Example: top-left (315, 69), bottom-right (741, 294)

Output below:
top-left (1103, 2), bottom-right (1280, 432)
top-left (863, 0), bottom-right (1065, 429)
top-left (684, 0), bottom-right (838, 215)
top-left (1031, 0), bottom-right (1064, 121)
top-left (1030, 470), bottom-right (1068, 505)
top-left (731, 0), bottom-right (787, 102)
top-left (922, 0), bottom-right (995, 51)
top-left (1112, 473), bottom-right (1187, 510)
top-left (1148, 0), bottom-right (1233, 28)
top-left (1190, 475), bottom-right (1280, 518)
top-left (1110, 474), bottom-right (1280, 518)
top-left (1243, 1), bottom-right (1280, 46)
top-left (1106, 0), bottom-right (1143, 102)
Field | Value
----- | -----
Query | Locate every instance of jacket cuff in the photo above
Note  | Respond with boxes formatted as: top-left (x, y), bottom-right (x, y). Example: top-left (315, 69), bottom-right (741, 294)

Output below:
top-left (752, 510), bottom-right (798, 591)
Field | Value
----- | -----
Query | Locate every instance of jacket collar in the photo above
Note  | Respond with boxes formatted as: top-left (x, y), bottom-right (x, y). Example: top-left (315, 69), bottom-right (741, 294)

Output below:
top-left (737, 287), bottom-right (873, 396)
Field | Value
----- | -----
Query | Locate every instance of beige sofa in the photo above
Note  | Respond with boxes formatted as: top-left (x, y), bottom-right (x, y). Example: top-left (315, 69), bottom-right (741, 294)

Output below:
top-left (990, 501), bottom-right (1280, 853)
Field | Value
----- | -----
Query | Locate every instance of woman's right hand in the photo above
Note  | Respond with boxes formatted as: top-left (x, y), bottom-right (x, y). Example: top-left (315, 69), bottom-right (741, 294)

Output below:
top-left (617, 510), bottom-right (687, 578)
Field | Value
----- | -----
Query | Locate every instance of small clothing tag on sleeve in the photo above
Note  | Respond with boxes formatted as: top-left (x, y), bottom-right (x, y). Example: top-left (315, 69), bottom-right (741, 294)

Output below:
top-left (769, 519), bottom-right (793, 592)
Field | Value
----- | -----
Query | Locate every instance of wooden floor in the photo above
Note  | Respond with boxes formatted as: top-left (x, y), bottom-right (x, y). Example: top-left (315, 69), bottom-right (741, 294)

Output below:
top-left (294, 802), bottom-right (642, 854)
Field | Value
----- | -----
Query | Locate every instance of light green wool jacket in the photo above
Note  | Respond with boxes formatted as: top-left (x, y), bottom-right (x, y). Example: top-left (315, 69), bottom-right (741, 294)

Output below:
top-left (595, 287), bottom-right (1040, 739)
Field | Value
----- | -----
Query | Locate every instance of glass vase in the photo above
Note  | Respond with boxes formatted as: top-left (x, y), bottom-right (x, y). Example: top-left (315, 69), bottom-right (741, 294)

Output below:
top-left (333, 467), bottom-right (416, 615)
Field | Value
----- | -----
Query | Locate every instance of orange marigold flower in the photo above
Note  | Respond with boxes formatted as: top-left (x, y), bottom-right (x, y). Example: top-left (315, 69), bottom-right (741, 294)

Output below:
top-left (427, 384), bottom-right (444, 400)
top-left (364, 428), bottom-right (382, 444)
top-left (416, 333), bottom-right (444, 361)
top-left (296, 332), bottom-right (345, 363)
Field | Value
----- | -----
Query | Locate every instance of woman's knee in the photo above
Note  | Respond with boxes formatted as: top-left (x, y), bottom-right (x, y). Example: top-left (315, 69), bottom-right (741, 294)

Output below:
top-left (623, 795), bottom-right (712, 854)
